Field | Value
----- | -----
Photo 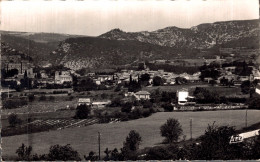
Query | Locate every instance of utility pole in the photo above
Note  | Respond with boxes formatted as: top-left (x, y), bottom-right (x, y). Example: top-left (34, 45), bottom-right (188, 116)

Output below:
top-left (98, 132), bottom-right (101, 160)
top-left (245, 109), bottom-right (248, 127)
top-left (190, 118), bottom-right (192, 141)
top-left (8, 85), bottom-right (10, 98)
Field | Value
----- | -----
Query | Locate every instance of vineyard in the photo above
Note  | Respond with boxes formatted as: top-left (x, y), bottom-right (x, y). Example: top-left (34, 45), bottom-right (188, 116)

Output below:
top-left (2, 118), bottom-right (99, 137)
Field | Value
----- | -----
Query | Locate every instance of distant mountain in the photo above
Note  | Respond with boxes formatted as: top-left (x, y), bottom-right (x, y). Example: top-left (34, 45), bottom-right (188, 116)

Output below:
top-left (0, 30), bottom-right (85, 43)
top-left (1, 19), bottom-right (259, 70)
top-left (99, 19), bottom-right (259, 49)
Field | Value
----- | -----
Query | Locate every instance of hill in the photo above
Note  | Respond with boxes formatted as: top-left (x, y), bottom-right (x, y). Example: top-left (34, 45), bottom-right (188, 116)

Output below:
top-left (50, 37), bottom-right (189, 70)
top-left (99, 19), bottom-right (259, 49)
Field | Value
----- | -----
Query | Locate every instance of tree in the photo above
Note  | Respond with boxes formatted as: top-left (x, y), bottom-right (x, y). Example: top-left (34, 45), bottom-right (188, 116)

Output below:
top-left (48, 144), bottom-right (81, 161)
top-left (74, 104), bottom-right (91, 119)
top-left (153, 76), bottom-right (164, 86)
top-left (121, 102), bottom-right (133, 113)
top-left (160, 118), bottom-right (183, 143)
top-left (16, 143), bottom-right (32, 160)
top-left (84, 151), bottom-right (98, 161)
top-left (140, 73), bottom-right (150, 82)
top-left (128, 80), bottom-right (141, 92)
top-left (8, 113), bottom-right (22, 127)
top-left (248, 95), bottom-right (260, 109)
top-left (123, 130), bottom-right (142, 152)
top-left (197, 123), bottom-right (241, 160)
top-left (241, 80), bottom-right (251, 94)
top-left (162, 103), bottom-right (173, 112)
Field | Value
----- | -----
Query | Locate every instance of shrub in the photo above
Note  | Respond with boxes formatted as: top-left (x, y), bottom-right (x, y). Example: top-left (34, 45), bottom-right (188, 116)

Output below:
top-left (3, 99), bottom-right (28, 109)
top-left (121, 102), bottom-right (133, 113)
top-left (8, 113), bottom-right (22, 127)
top-left (162, 103), bottom-right (173, 112)
top-left (49, 96), bottom-right (55, 101)
top-left (74, 104), bottom-right (91, 119)
top-left (47, 144), bottom-right (81, 161)
top-left (39, 95), bottom-right (47, 101)
top-left (28, 94), bottom-right (35, 102)
top-left (142, 100), bottom-right (153, 108)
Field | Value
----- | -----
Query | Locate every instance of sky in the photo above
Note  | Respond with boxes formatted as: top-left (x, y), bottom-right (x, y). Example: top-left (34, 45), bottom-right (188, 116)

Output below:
top-left (0, 0), bottom-right (259, 36)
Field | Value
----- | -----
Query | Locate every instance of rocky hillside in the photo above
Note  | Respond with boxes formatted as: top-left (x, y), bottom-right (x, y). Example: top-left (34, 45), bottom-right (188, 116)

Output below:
top-left (51, 37), bottom-right (189, 70)
top-left (99, 19), bottom-right (259, 49)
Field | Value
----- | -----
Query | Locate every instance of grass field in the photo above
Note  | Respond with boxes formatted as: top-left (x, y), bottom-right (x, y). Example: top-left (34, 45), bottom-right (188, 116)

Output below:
top-left (2, 110), bottom-right (260, 159)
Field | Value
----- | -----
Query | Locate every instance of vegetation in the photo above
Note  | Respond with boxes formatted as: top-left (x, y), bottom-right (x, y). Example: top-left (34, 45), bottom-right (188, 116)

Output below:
top-left (74, 104), bottom-right (91, 119)
top-left (8, 113), bottom-right (22, 127)
top-left (3, 98), bottom-right (28, 109)
top-left (153, 76), bottom-right (165, 86)
top-left (160, 118), bottom-right (183, 143)
top-left (16, 143), bottom-right (32, 161)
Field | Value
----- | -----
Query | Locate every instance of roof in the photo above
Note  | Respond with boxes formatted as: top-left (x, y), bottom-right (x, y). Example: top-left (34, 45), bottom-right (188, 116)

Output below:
top-left (78, 98), bottom-right (91, 103)
top-left (135, 91), bottom-right (151, 95)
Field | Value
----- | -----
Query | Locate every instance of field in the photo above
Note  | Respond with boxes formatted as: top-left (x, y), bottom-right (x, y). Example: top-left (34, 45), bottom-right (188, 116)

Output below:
top-left (2, 110), bottom-right (260, 159)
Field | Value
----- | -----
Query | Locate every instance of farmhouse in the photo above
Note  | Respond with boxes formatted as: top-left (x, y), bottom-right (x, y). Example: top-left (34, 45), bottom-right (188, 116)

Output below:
top-left (135, 91), bottom-right (151, 100)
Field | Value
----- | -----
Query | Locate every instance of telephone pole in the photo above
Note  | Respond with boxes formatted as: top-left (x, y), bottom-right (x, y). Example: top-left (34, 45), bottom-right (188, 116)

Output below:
top-left (245, 109), bottom-right (248, 127)
top-left (190, 118), bottom-right (193, 141)
top-left (98, 132), bottom-right (101, 160)
top-left (8, 85), bottom-right (10, 98)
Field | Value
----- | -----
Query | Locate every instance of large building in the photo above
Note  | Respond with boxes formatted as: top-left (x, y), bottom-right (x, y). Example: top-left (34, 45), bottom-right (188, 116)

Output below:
top-left (55, 71), bottom-right (73, 84)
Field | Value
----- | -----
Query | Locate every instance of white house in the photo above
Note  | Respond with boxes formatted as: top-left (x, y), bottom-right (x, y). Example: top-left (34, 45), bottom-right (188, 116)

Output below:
top-left (256, 83), bottom-right (260, 95)
top-left (177, 88), bottom-right (195, 105)
top-left (135, 91), bottom-right (151, 100)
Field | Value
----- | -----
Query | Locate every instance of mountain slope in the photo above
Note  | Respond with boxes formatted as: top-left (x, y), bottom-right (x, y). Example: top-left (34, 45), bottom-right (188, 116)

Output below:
top-left (99, 19), bottom-right (259, 49)
top-left (51, 37), bottom-right (190, 70)
top-left (1, 34), bottom-right (59, 64)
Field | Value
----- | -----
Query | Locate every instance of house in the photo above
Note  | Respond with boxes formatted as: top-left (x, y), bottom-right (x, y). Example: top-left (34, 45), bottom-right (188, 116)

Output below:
top-left (92, 101), bottom-right (111, 109)
top-left (78, 98), bottom-right (92, 106)
top-left (177, 88), bottom-right (195, 105)
top-left (55, 71), bottom-right (72, 84)
top-left (135, 91), bottom-right (150, 100)
top-left (256, 83), bottom-right (260, 95)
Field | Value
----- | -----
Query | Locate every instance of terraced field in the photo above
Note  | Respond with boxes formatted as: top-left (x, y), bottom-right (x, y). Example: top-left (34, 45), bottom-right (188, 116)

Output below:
top-left (2, 118), bottom-right (99, 137)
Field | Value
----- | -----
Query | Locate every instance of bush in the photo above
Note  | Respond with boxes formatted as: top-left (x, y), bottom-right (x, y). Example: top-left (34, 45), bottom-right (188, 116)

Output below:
top-left (49, 96), bottom-right (55, 101)
top-left (162, 103), bottom-right (173, 112)
top-left (74, 104), bottom-right (91, 119)
top-left (48, 144), bottom-right (81, 161)
top-left (16, 143), bottom-right (32, 161)
top-left (8, 113), bottom-right (22, 127)
top-left (39, 95), bottom-right (47, 101)
top-left (121, 102), bottom-right (133, 113)
top-left (3, 99), bottom-right (28, 109)
top-left (28, 94), bottom-right (35, 102)
top-left (142, 100), bottom-right (153, 108)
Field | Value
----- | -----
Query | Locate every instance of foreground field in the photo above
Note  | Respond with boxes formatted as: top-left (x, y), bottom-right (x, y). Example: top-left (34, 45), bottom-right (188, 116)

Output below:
top-left (2, 110), bottom-right (260, 159)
